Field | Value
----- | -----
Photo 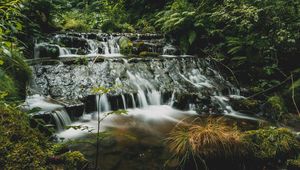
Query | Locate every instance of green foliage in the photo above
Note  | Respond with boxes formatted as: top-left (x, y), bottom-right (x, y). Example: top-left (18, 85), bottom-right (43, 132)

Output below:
top-left (0, 1), bottom-right (31, 100)
top-left (0, 104), bottom-right (51, 169)
top-left (75, 56), bottom-right (89, 65)
top-left (54, 10), bottom-right (92, 32)
top-left (244, 128), bottom-right (300, 162)
top-left (0, 70), bottom-right (17, 100)
top-left (263, 95), bottom-right (287, 121)
top-left (287, 157), bottom-right (300, 170)
top-left (155, 0), bottom-right (197, 53)
top-left (61, 151), bottom-right (87, 169)
top-left (101, 20), bottom-right (123, 33)
top-left (136, 19), bottom-right (156, 33)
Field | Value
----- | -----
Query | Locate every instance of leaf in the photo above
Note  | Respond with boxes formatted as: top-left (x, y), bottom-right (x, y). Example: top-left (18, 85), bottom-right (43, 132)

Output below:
top-left (290, 79), bottom-right (300, 90)
top-left (27, 107), bottom-right (42, 114)
top-left (0, 60), bottom-right (3, 65)
top-left (228, 46), bottom-right (242, 55)
top-left (188, 30), bottom-right (196, 45)
top-left (106, 109), bottom-right (128, 116)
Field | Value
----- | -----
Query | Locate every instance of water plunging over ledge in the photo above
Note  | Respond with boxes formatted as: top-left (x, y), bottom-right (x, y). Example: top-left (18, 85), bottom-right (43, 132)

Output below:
top-left (27, 32), bottom-right (257, 140)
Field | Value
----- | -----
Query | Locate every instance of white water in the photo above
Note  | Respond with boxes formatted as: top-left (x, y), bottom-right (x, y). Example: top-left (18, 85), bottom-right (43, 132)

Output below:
top-left (95, 94), bottom-right (111, 113)
top-left (126, 71), bottom-right (161, 107)
top-left (24, 94), bottom-right (63, 111)
top-left (24, 95), bottom-right (72, 131)
top-left (56, 105), bottom-right (197, 140)
top-left (52, 109), bottom-right (72, 131)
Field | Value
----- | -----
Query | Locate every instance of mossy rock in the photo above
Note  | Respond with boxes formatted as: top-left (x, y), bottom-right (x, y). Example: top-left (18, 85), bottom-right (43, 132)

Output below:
top-left (231, 98), bottom-right (261, 115)
top-left (287, 158), bottom-right (300, 170)
top-left (243, 128), bottom-right (300, 162)
top-left (139, 51), bottom-right (159, 58)
top-left (61, 151), bottom-right (87, 169)
top-left (0, 104), bottom-right (51, 169)
top-left (133, 41), bottom-right (147, 54)
top-left (119, 36), bottom-right (133, 55)
top-left (263, 95), bottom-right (287, 121)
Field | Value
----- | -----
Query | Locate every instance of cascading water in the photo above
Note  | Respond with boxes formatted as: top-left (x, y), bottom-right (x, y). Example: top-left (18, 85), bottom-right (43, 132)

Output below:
top-left (28, 32), bottom-right (257, 141)
top-left (34, 33), bottom-right (125, 58)
top-left (52, 109), bottom-right (72, 131)
top-left (24, 95), bottom-right (72, 131)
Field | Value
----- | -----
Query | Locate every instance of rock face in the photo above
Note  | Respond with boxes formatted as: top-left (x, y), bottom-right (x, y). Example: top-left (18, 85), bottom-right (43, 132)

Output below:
top-left (34, 33), bottom-right (166, 58)
top-left (30, 32), bottom-right (248, 116)
top-left (29, 56), bottom-right (241, 114)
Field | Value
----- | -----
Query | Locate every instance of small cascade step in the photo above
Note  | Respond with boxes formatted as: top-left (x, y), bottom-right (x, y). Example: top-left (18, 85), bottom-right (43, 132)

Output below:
top-left (34, 32), bottom-right (167, 59)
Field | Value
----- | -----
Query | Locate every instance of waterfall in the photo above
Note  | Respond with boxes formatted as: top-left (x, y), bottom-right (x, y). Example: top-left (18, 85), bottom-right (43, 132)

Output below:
top-left (130, 93), bottom-right (136, 108)
top-left (163, 44), bottom-right (177, 56)
top-left (101, 42), bottom-right (110, 54)
top-left (96, 94), bottom-right (111, 113)
top-left (170, 90), bottom-right (176, 107)
top-left (52, 109), bottom-right (72, 131)
top-left (137, 89), bottom-right (148, 107)
top-left (87, 39), bottom-right (99, 54)
top-left (107, 36), bottom-right (120, 54)
top-left (59, 47), bottom-right (72, 56)
top-left (31, 32), bottom-right (258, 127)
top-left (121, 94), bottom-right (127, 109)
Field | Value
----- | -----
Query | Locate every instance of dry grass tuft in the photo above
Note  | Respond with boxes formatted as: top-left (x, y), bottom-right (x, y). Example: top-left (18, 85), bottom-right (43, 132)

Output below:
top-left (166, 117), bottom-right (246, 166)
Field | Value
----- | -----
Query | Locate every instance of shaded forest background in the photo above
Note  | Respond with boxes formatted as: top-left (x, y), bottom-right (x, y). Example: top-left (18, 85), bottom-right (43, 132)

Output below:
top-left (0, 0), bottom-right (300, 169)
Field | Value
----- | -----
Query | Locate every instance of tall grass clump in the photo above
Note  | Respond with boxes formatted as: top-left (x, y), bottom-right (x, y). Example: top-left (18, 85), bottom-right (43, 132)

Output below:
top-left (165, 117), bottom-right (247, 169)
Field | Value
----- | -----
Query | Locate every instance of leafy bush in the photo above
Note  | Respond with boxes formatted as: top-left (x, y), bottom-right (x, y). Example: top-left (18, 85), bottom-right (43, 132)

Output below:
top-left (136, 19), bottom-right (156, 33)
top-left (0, 48), bottom-right (31, 100)
top-left (101, 20), bottom-right (123, 33)
top-left (54, 10), bottom-right (91, 32)
top-left (0, 69), bottom-right (17, 100)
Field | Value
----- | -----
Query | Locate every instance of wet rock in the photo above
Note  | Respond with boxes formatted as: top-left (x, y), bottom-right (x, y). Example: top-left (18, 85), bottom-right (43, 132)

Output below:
top-left (230, 98), bottom-right (261, 115)
top-left (34, 43), bottom-right (60, 59)
top-left (58, 100), bottom-right (85, 120)
top-left (119, 36), bottom-right (133, 55)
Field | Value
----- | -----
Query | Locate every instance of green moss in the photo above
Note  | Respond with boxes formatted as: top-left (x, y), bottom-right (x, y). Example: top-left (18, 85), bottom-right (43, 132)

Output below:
top-left (287, 157), bottom-right (300, 170)
top-left (0, 104), bottom-right (51, 169)
top-left (139, 51), bottom-right (159, 57)
top-left (243, 128), bottom-right (300, 162)
top-left (231, 98), bottom-right (260, 114)
top-left (62, 151), bottom-right (87, 169)
top-left (264, 95), bottom-right (287, 121)
top-left (119, 36), bottom-right (133, 55)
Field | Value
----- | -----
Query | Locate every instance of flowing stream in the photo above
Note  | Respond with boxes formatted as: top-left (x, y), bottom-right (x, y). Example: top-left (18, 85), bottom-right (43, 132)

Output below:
top-left (27, 32), bottom-right (257, 169)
